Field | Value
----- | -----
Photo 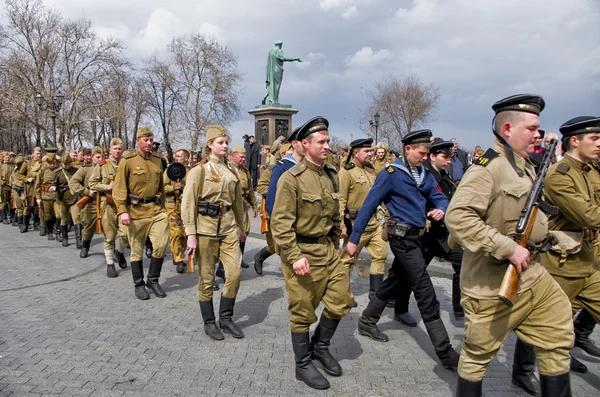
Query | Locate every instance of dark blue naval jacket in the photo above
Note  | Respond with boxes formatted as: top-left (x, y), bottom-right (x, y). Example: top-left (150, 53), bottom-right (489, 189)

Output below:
top-left (265, 154), bottom-right (298, 216)
top-left (349, 157), bottom-right (449, 245)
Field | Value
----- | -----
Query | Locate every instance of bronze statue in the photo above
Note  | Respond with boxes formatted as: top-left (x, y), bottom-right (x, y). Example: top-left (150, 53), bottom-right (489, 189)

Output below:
top-left (262, 41), bottom-right (301, 105)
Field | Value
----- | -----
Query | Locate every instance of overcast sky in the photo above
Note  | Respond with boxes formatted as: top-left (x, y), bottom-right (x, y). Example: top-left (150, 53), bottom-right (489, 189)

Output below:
top-left (9, 0), bottom-right (600, 149)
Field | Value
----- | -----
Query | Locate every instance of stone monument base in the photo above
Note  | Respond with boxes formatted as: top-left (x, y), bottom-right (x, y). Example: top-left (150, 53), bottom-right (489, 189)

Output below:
top-left (248, 105), bottom-right (298, 147)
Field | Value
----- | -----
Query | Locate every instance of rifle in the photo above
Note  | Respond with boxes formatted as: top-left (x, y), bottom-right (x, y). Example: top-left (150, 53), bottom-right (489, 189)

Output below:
top-left (106, 194), bottom-right (117, 212)
top-left (95, 194), bottom-right (102, 234)
top-left (497, 139), bottom-right (559, 307)
top-left (260, 196), bottom-right (268, 234)
top-left (76, 195), bottom-right (91, 209)
top-left (187, 251), bottom-right (195, 273)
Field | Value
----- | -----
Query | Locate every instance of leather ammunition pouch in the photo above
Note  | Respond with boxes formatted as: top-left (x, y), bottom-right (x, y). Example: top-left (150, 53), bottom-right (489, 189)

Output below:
top-left (129, 194), bottom-right (158, 206)
top-left (198, 201), bottom-right (222, 217)
top-left (549, 230), bottom-right (583, 266)
top-left (346, 208), bottom-right (359, 220)
top-left (386, 220), bottom-right (425, 239)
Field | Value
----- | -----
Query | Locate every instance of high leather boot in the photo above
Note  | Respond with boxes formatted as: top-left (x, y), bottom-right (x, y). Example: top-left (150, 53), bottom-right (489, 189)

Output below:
top-left (146, 257), bottom-right (167, 298)
top-left (199, 300), bottom-right (224, 340)
top-left (291, 332), bottom-right (330, 390)
top-left (33, 212), bottom-right (40, 230)
top-left (54, 218), bottom-right (61, 240)
top-left (240, 241), bottom-right (249, 268)
top-left (74, 224), bottom-right (83, 249)
top-left (0, 207), bottom-right (4, 223)
top-left (61, 225), bottom-right (69, 247)
top-left (424, 318), bottom-right (460, 369)
top-left (20, 214), bottom-right (30, 233)
top-left (113, 251), bottom-right (128, 269)
top-left (574, 309), bottom-right (600, 357)
top-left (11, 209), bottom-right (17, 226)
top-left (540, 372), bottom-right (571, 397)
top-left (130, 260), bottom-right (150, 300)
top-left (216, 261), bottom-right (226, 282)
top-left (80, 239), bottom-right (90, 258)
top-left (358, 295), bottom-right (389, 342)
top-left (4, 208), bottom-right (11, 224)
top-left (47, 219), bottom-right (55, 240)
top-left (512, 339), bottom-right (540, 396)
top-left (17, 215), bottom-right (23, 230)
top-left (311, 315), bottom-right (342, 376)
top-left (219, 297), bottom-right (244, 338)
top-left (254, 247), bottom-right (272, 276)
top-left (39, 218), bottom-right (47, 236)
top-left (455, 376), bottom-right (482, 397)
top-left (106, 263), bottom-right (118, 278)
top-left (368, 274), bottom-right (383, 300)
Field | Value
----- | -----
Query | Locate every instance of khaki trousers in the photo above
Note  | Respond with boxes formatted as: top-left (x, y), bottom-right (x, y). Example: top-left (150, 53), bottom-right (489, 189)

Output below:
top-left (56, 201), bottom-right (78, 225)
top-left (459, 271), bottom-right (573, 381)
top-left (100, 200), bottom-right (129, 252)
top-left (166, 205), bottom-right (186, 263)
top-left (196, 232), bottom-right (241, 301)
top-left (80, 201), bottom-right (97, 241)
top-left (281, 239), bottom-right (353, 333)
top-left (41, 199), bottom-right (56, 221)
top-left (551, 268), bottom-right (600, 322)
top-left (127, 211), bottom-right (169, 261)
top-left (340, 224), bottom-right (387, 276)
top-left (11, 190), bottom-right (25, 216)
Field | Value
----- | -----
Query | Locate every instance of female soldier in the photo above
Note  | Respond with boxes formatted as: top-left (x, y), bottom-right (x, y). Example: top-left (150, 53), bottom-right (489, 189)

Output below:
top-left (181, 125), bottom-right (247, 341)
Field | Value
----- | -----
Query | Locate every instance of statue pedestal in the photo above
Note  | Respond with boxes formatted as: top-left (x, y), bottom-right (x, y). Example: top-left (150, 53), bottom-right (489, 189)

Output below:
top-left (248, 105), bottom-right (298, 147)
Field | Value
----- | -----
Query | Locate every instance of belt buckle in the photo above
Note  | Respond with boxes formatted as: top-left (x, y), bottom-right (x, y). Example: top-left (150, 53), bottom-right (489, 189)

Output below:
top-left (418, 228), bottom-right (425, 237)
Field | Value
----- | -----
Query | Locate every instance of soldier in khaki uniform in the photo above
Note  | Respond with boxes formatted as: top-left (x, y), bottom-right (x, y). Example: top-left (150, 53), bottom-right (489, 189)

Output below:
top-left (372, 143), bottom-right (388, 175)
top-left (0, 151), bottom-right (14, 224)
top-left (54, 154), bottom-right (79, 247)
top-left (35, 147), bottom-right (60, 240)
top-left (19, 147), bottom-right (43, 232)
top-left (89, 138), bottom-right (129, 278)
top-left (181, 125), bottom-right (246, 341)
top-left (113, 127), bottom-right (169, 300)
top-left (338, 138), bottom-right (389, 305)
top-left (270, 134), bottom-right (284, 158)
top-left (271, 117), bottom-right (353, 390)
top-left (163, 147), bottom-right (190, 274)
top-left (70, 147), bottom-right (102, 258)
top-left (445, 94), bottom-right (573, 396)
top-left (338, 144), bottom-right (349, 168)
top-left (10, 154), bottom-right (26, 229)
top-left (261, 145), bottom-right (277, 167)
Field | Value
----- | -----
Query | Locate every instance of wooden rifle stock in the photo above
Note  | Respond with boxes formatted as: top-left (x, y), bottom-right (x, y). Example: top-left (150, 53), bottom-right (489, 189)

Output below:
top-left (187, 252), bottom-right (195, 273)
top-left (498, 206), bottom-right (538, 307)
top-left (105, 194), bottom-right (117, 212)
top-left (260, 197), bottom-right (268, 234)
top-left (95, 194), bottom-right (102, 234)
top-left (76, 195), bottom-right (91, 209)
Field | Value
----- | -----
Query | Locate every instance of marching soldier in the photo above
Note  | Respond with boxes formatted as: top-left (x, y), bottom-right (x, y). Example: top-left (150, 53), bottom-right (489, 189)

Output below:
top-left (89, 138), bottom-right (130, 278)
top-left (113, 127), bottom-right (169, 300)
top-left (54, 154), bottom-right (79, 247)
top-left (35, 147), bottom-right (60, 240)
top-left (69, 147), bottom-right (102, 258)
top-left (0, 151), bottom-right (14, 224)
top-left (163, 147), bottom-right (190, 274)
top-left (445, 94), bottom-right (573, 396)
top-left (347, 129), bottom-right (459, 371)
top-left (181, 125), bottom-right (247, 340)
top-left (271, 117), bottom-right (353, 390)
top-left (10, 154), bottom-right (26, 229)
top-left (338, 138), bottom-right (388, 308)
top-left (19, 147), bottom-right (43, 232)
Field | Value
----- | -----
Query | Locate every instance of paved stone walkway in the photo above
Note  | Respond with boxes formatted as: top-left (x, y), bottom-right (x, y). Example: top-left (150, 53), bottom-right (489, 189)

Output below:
top-left (0, 223), bottom-right (598, 397)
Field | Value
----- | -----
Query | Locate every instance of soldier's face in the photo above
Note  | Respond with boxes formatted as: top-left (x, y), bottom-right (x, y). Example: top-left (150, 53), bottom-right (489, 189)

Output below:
top-left (110, 145), bottom-right (123, 161)
top-left (573, 133), bottom-right (600, 161)
top-left (3, 155), bottom-right (10, 162)
top-left (504, 113), bottom-right (540, 158)
top-left (137, 136), bottom-right (154, 154)
top-left (69, 152), bottom-right (77, 159)
top-left (208, 137), bottom-right (229, 158)
top-left (405, 144), bottom-right (429, 167)
top-left (303, 131), bottom-right (330, 163)
top-left (354, 148), bottom-right (373, 165)
top-left (32, 151), bottom-right (42, 161)
top-left (232, 152), bottom-right (246, 166)
top-left (376, 149), bottom-right (386, 159)
top-left (431, 152), bottom-right (451, 170)
top-left (92, 154), bottom-right (103, 164)
top-left (82, 153), bottom-right (92, 164)
top-left (173, 151), bottom-right (185, 164)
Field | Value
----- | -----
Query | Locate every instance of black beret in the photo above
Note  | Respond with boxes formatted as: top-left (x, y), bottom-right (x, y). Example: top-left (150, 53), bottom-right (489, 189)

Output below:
top-left (390, 150), bottom-right (400, 157)
top-left (402, 129), bottom-right (432, 145)
top-left (288, 126), bottom-right (301, 142)
top-left (350, 138), bottom-right (373, 149)
top-left (430, 138), bottom-right (453, 154)
top-left (492, 94), bottom-right (545, 115)
top-left (152, 142), bottom-right (160, 150)
top-left (296, 116), bottom-right (329, 141)
top-left (559, 116), bottom-right (600, 137)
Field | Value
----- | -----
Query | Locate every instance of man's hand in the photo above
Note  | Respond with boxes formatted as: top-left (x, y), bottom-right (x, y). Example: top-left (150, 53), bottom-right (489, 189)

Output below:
top-left (508, 245), bottom-right (530, 274)
top-left (340, 226), bottom-right (348, 239)
top-left (27, 178), bottom-right (33, 183)
top-left (174, 182), bottom-right (181, 190)
top-left (48, 186), bottom-right (56, 192)
top-left (293, 257), bottom-right (310, 275)
top-left (106, 182), bottom-right (114, 191)
top-left (36, 199), bottom-right (41, 206)
top-left (253, 209), bottom-right (258, 218)
top-left (239, 229), bottom-right (247, 243)
top-left (427, 209), bottom-right (445, 221)
top-left (120, 212), bottom-right (131, 226)
top-left (345, 242), bottom-right (358, 257)
top-left (89, 190), bottom-right (97, 197)
top-left (186, 234), bottom-right (197, 257)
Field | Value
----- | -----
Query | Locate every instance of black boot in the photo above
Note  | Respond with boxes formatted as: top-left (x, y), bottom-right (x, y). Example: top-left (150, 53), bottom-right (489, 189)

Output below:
top-left (219, 297), bottom-right (244, 338)
top-left (146, 257), bottom-right (167, 298)
top-left (216, 261), bottom-right (226, 282)
top-left (311, 315), bottom-right (342, 376)
top-left (254, 247), bottom-right (272, 276)
top-left (0, 208), bottom-right (4, 223)
top-left (424, 318), bottom-right (459, 369)
top-left (113, 251), bottom-right (128, 269)
top-left (368, 274), bottom-right (383, 300)
top-left (3, 208), bottom-right (10, 224)
top-left (47, 219), bottom-right (55, 240)
top-left (358, 295), bottom-right (389, 342)
top-left (17, 215), bottom-right (23, 230)
top-left (240, 241), bottom-right (249, 268)
top-left (199, 300), bottom-right (224, 340)
top-left (570, 355), bottom-right (587, 373)
top-left (291, 332), bottom-right (329, 390)
top-left (80, 239), bottom-right (90, 258)
top-left (33, 212), bottom-right (40, 230)
top-left (11, 209), bottom-right (18, 226)
top-left (74, 224), bottom-right (83, 249)
top-left (540, 372), bottom-right (571, 397)
top-left (512, 339), bottom-right (540, 396)
top-left (131, 260), bottom-right (150, 300)
top-left (175, 262), bottom-right (186, 273)
top-left (61, 225), bottom-right (69, 247)
top-left (54, 218), bottom-right (61, 240)
top-left (455, 376), bottom-right (482, 397)
top-left (106, 264), bottom-right (118, 278)
top-left (574, 309), bottom-right (600, 357)
top-left (20, 214), bottom-right (30, 233)
top-left (39, 219), bottom-right (47, 236)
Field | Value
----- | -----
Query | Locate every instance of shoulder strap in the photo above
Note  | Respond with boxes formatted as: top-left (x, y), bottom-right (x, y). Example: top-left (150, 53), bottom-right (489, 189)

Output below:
top-left (474, 148), bottom-right (499, 167)
top-left (323, 166), bottom-right (338, 193)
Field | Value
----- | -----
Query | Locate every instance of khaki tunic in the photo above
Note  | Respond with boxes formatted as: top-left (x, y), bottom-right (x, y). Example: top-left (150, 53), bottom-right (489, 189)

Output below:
top-left (0, 162), bottom-right (13, 209)
top-left (21, 160), bottom-right (41, 214)
top-left (270, 159), bottom-right (352, 332)
top-left (372, 158), bottom-right (387, 175)
top-left (270, 139), bottom-right (282, 158)
top-left (10, 163), bottom-right (25, 215)
top-left (69, 164), bottom-right (98, 241)
top-left (35, 164), bottom-right (59, 220)
top-left (232, 164), bottom-right (257, 233)
top-left (163, 165), bottom-right (188, 263)
top-left (54, 166), bottom-right (79, 226)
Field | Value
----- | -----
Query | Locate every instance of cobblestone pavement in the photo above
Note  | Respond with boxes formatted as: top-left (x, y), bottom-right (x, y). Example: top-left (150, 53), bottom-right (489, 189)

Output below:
top-left (0, 222), bottom-right (599, 397)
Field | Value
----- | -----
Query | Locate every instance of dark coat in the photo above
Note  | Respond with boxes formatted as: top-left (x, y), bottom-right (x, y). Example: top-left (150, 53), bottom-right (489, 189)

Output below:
top-left (246, 142), bottom-right (261, 170)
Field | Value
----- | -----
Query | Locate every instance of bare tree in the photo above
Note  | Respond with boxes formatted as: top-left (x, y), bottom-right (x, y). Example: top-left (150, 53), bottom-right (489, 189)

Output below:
top-left (360, 74), bottom-right (441, 148)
